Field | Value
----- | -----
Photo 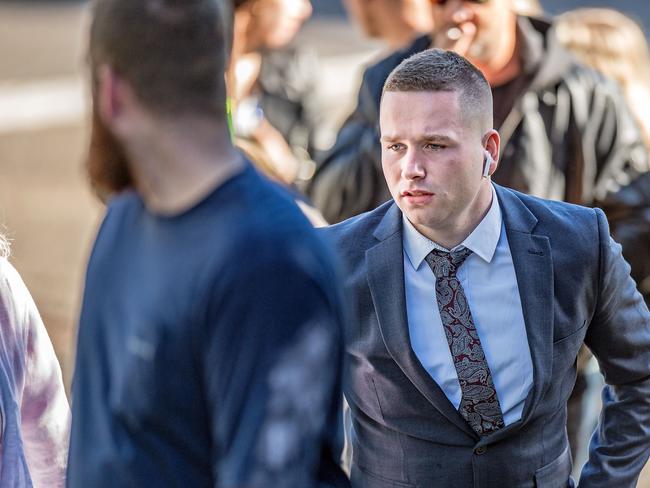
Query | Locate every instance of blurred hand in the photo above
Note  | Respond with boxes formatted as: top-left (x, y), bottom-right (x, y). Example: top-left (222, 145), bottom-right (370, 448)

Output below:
top-left (252, 118), bottom-right (300, 184)
top-left (432, 21), bottom-right (477, 57)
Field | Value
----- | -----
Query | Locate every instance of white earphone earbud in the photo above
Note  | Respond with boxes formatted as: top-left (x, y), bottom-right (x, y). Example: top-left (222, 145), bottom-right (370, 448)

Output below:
top-left (483, 152), bottom-right (493, 178)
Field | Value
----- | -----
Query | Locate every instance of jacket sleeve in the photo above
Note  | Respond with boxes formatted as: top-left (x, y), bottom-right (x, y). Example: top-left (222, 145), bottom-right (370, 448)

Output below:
top-left (566, 67), bottom-right (648, 204)
top-left (0, 260), bottom-right (71, 488)
top-left (579, 208), bottom-right (650, 487)
top-left (202, 246), bottom-right (348, 488)
top-left (599, 171), bottom-right (650, 305)
top-left (307, 77), bottom-right (390, 224)
top-left (569, 69), bottom-right (650, 303)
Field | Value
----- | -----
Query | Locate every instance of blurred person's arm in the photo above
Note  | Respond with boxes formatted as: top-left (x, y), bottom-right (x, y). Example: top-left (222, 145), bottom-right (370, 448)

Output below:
top-left (201, 242), bottom-right (348, 488)
top-left (571, 70), bottom-right (650, 304)
top-left (307, 74), bottom-right (388, 224)
top-left (234, 96), bottom-right (300, 185)
top-left (600, 170), bottom-right (650, 303)
top-left (1, 260), bottom-right (70, 488)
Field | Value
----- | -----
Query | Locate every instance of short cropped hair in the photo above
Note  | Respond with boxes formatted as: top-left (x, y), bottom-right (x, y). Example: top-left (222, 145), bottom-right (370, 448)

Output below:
top-left (89, 0), bottom-right (232, 118)
top-left (383, 48), bottom-right (494, 130)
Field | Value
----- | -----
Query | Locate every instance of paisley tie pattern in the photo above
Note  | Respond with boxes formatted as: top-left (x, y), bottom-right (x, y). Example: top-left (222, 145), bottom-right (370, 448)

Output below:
top-left (425, 248), bottom-right (505, 436)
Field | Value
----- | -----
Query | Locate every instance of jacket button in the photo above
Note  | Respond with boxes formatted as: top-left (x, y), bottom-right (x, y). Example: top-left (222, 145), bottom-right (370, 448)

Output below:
top-left (474, 446), bottom-right (487, 455)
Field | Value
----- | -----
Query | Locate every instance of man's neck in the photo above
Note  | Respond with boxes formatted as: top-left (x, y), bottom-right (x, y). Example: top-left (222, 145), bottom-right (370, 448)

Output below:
top-left (126, 120), bottom-right (246, 216)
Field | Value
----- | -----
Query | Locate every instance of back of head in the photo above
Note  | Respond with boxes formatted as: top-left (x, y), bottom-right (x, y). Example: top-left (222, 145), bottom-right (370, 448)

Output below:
top-left (555, 8), bottom-right (650, 79)
top-left (89, 0), bottom-right (232, 119)
top-left (383, 48), bottom-right (493, 131)
top-left (555, 8), bottom-right (650, 151)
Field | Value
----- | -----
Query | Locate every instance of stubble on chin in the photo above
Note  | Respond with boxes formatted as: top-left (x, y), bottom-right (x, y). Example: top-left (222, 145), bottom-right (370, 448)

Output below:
top-left (85, 106), bottom-right (134, 203)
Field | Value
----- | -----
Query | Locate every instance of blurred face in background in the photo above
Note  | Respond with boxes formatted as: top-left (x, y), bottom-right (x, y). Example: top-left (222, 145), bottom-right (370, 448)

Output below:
top-left (243, 0), bottom-right (313, 50)
top-left (344, 0), bottom-right (433, 41)
top-left (431, 0), bottom-right (517, 67)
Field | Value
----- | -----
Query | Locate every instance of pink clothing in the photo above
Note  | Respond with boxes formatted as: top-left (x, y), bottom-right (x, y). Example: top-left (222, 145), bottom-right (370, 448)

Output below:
top-left (0, 258), bottom-right (70, 487)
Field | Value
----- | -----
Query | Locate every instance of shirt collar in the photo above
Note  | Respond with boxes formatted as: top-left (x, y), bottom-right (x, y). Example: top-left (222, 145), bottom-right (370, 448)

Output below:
top-left (402, 185), bottom-right (502, 270)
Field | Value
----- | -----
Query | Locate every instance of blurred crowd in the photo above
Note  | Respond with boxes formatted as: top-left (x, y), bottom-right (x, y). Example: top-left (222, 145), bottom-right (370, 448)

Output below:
top-left (1, 0), bottom-right (650, 486)
top-left (229, 0), bottom-right (650, 306)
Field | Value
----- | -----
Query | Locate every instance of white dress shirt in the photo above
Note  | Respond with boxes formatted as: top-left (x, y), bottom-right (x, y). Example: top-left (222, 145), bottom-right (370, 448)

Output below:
top-left (402, 186), bottom-right (533, 426)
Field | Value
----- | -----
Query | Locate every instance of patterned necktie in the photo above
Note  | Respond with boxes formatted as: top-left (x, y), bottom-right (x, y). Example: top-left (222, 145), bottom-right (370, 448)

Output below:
top-left (424, 248), bottom-right (505, 436)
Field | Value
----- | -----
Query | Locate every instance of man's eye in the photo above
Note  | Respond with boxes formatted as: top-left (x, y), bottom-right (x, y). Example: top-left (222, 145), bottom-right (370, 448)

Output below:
top-left (424, 143), bottom-right (443, 150)
top-left (387, 144), bottom-right (404, 151)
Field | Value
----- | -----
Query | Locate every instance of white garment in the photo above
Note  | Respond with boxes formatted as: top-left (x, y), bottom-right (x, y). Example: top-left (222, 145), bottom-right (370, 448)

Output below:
top-left (0, 258), bottom-right (70, 487)
top-left (402, 186), bottom-right (534, 426)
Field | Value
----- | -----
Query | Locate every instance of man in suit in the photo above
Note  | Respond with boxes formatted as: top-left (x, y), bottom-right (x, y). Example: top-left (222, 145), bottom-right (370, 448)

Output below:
top-left (325, 48), bottom-right (650, 487)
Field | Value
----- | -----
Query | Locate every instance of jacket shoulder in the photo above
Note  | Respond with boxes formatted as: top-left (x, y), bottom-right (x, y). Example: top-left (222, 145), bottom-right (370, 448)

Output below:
top-left (321, 202), bottom-right (394, 249)
top-left (503, 187), bottom-right (601, 238)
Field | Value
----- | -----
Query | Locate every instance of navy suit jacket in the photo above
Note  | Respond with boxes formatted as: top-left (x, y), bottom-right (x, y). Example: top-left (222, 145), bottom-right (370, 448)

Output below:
top-left (324, 185), bottom-right (650, 488)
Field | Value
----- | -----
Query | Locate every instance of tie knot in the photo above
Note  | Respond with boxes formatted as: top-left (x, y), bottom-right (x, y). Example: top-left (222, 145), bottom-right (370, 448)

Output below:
top-left (425, 248), bottom-right (472, 278)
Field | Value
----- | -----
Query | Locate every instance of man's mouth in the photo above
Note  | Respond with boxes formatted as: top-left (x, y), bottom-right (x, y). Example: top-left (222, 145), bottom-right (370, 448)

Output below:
top-left (401, 190), bottom-right (433, 197)
top-left (401, 189), bottom-right (434, 204)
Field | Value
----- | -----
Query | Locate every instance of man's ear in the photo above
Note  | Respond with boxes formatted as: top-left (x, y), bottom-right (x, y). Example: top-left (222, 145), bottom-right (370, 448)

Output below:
top-left (95, 65), bottom-right (133, 135)
top-left (96, 65), bottom-right (118, 125)
top-left (483, 129), bottom-right (500, 177)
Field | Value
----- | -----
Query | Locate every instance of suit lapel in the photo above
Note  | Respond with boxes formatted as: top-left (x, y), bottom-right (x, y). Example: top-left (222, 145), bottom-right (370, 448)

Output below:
top-left (366, 203), bottom-right (476, 438)
top-left (496, 186), bottom-right (554, 427)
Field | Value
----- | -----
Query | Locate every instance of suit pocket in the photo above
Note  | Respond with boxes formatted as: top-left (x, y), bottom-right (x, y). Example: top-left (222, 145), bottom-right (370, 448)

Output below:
top-left (553, 319), bottom-right (588, 345)
top-left (351, 465), bottom-right (415, 488)
top-left (534, 446), bottom-right (572, 487)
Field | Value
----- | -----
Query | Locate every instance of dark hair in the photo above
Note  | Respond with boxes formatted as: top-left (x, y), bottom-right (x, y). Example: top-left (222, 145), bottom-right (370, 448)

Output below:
top-left (383, 48), bottom-right (493, 129)
top-left (89, 0), bottom-right (233, 118)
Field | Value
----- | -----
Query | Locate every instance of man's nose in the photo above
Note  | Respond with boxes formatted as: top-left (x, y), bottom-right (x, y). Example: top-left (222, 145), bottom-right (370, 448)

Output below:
top-left (402, 151), bottom-right (426, 180)
top-left (443, 0), bottom-right (474, 24)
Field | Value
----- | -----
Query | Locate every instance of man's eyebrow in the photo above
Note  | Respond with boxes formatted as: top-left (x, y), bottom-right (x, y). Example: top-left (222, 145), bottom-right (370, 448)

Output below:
top-left (380, 133), bottom-right (455, 143)
top-left (380, 135), bottom-right (401, 143)
top-left (421, 133), bottom-right (453, 142)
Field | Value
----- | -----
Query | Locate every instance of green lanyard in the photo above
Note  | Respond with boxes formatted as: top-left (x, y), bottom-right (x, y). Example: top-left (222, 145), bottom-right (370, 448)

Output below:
top-left (226, 97), bottom-right (235, 141)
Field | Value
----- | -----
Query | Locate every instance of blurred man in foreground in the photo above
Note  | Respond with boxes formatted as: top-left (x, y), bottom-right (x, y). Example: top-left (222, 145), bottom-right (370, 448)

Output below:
top-left (68, 1), bottom-right (349, 486)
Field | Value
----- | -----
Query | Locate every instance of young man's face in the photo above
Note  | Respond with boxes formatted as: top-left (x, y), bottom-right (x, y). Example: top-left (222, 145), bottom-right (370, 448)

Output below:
top-left (430, 0), bottom-right (516, 65)
top-left (380, 90), bottom-right (493, 240)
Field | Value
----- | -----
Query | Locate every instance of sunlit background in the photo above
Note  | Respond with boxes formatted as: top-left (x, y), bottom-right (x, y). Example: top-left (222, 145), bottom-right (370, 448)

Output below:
top-left (1, 0), bottom-right (649, 484)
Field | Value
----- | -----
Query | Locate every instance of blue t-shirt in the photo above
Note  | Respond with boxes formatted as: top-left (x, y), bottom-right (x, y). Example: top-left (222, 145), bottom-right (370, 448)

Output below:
top-left (68, 164), bottom-right (349, 488)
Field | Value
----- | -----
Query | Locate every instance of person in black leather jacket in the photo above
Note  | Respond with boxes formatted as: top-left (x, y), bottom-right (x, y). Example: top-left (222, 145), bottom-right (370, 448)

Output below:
top-left (555, 7), bottom-right (650, 303)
